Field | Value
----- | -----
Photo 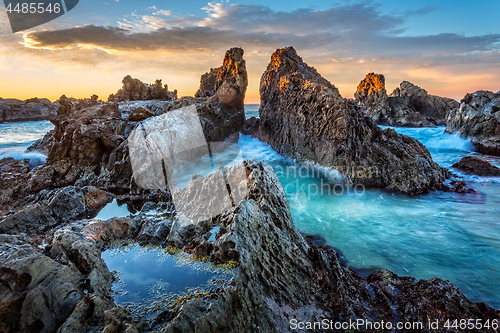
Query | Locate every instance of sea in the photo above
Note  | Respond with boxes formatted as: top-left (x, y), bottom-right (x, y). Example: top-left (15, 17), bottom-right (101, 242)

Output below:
top-left (1, 104), bottom-right (499, 309)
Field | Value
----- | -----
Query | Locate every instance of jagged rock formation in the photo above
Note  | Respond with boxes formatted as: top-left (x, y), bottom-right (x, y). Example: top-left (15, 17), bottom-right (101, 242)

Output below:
top-left (0, 97), bottom-right (58, 123)
top-left (453, 156), bottom-right (500, 176)
top-left (354, 75), bottom-right (459, 127)
top-left (259, 47), bottom-right (448, 194)
top-left (195, 47), bottom-right (248, 109)
top-left (22, 48), bottom-right (247, 196)
top-left (446, 90), bottom-right (500, 156)
top-left (143, 161), bottom-right (499, 332)
top-left (195, 67), bottom-right (219, 97)
top-left (108, 76), bottom-right (177, 102)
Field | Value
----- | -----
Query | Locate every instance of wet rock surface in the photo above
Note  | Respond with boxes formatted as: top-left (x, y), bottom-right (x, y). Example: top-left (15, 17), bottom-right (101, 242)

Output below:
top-left (446, 90), bottom-right (500, 156)
top-left (355, 74), bottom-right (458, 127)
top-left (0, 97), bottom-right (58, 123)
top-left (258, 47), bottom-right (449, 194)
top-left (452, 156), bottom-right (500, 176)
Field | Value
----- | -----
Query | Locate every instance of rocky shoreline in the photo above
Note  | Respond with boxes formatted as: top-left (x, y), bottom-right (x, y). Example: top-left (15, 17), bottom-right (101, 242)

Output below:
top-left (0, 97), bottom-right (59, 123)
top-left (1, 47), bottom-right (499, 332)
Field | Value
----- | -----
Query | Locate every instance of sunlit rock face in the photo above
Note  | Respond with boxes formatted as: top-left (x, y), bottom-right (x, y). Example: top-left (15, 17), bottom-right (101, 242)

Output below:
top-left (355, 74), bottom-right (459, 127)
top-left (446, 90), bottom-right (500, 156)
top-left (354, 73), bottom-right (387, 105)
top-left (258, 47), bottom-right (448, 194)
top-left (195, 47), bottom-right (248, 110)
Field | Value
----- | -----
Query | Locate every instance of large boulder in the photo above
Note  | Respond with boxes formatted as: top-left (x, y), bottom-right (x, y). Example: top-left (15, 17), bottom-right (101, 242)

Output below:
top-left (355, 75), bottom-right (459, 127)
top-left (0, 98), bottom-right (58, 123)
top-left (446, 90), bottom-right (500, 156)
top-left (258, 47), bottom-right (448, 194)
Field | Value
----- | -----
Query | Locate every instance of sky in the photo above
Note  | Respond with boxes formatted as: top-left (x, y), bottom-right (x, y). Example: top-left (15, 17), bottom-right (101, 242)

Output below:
top-left (0, 0), bottom-right (499, 103)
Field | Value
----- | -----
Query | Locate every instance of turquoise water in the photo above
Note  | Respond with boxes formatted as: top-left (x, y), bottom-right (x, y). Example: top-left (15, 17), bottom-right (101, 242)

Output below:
top-left (3, 110), bottom-right (500, 309)
top-left (240, 107), bottom-right (500, 308)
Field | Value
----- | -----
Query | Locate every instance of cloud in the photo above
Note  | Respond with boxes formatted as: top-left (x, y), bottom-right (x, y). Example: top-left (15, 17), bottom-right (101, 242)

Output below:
top-left (23, 24), bottom-right (338, 52)
top-left (1, 1), bottom-right (499, 101)
top-left (20, 1), bottom-right (500, 60)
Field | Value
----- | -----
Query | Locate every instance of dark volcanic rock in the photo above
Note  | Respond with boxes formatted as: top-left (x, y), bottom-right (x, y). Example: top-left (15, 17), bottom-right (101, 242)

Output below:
top-left (453, 156), bottom-right (500, 176)
top-left (446, 90), bottom-right (500, 156)
top-left (0, 98), bottom-right (58, 123)
top-left (355, 75), bottom-right (459, 127)
top-left (108, 76), bottom-right (177, 102)
top-left (259, 47), bottom-right (448, 194)
top-left (1, 161), bottom-right (498, 332)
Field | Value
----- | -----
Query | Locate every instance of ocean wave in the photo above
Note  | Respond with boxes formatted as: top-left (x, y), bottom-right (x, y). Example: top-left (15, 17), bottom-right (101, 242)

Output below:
top-left (0, 151), bottom-right (48, 168)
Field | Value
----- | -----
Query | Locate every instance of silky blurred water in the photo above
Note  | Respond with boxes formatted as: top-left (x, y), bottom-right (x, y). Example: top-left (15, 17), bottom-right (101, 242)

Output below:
top-left (238, 109), bottom-right (500, 309)
top-left (0, 120), bottom-right (53, 167)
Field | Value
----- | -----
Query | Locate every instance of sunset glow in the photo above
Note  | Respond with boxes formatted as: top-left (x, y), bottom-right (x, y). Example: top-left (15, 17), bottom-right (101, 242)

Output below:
top-left (1, 0), bottom-right (499, 102)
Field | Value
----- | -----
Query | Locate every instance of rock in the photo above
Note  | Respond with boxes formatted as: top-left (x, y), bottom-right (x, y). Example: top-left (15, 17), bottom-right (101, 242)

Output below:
top-left (0, 186), bottom-right (87, 234)
top-left (84, 186), bottom-right (113, 217)
top-left (355, 75), bottom-right (459, 127)
top-left (149, 160), bottom-right (499, 332)
top-left (195, 67), bottom-right (219, 97)
top-left (108, 76), bottom-right (177, 102)
top-left (0, 229), bottom-right (115, 333)
top-left (128, 106), bottom-right (154, 121)
top-left (0, 98), bottom-right (58, 123)
top-left (82, 217), bottom-right (132, 241)
top-left (258, 47), bottom-right (448, 194)
top-left (0, 158), bottom-right (31, 213)
top-left (446, 90), bottom-right (500, 156)
top-left (452, 156), bottom-right (500, 176)
top-left (354, 72), bottom-right (387, 105)
top-left (241, 116), bottom-right (260, 137)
